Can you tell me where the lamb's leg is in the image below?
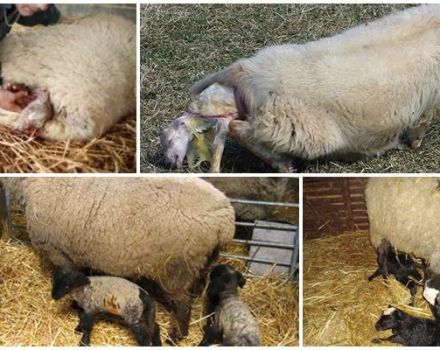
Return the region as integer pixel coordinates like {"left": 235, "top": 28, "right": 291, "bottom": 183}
{"left": 397, "top": 276, "right": 417, "bottom": 306}
{"left": 130, "top": 322, "right": 151, "bottom": 346}
{"left": 368, "top": 268, "right": 382, "bottom": 282}
{"left": 75, "top": 310, "right": 96, "bottom": 346}
{"left": 198, "top": 324, "right": 222, "bottom": 346}
{"left": 209, "top": 120, "right": 229, "bottom": 173}
{"left": 229, "top": 120, "right": 295, "bottom": 172}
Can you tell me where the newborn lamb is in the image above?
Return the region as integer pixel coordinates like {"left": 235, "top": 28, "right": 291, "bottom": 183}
{"left": 368, "top": 239, "right": 422, "bottom": 305}
{"left": 199, "top": 264, "right": 260, "bottom": 346}
{"left": 51, "top": 268, "right": 161, "bottom": 346}
{"left": 374, "top": 306, "right": 440, "bottom": 346}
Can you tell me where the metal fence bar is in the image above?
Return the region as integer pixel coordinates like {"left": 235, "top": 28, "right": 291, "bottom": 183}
{"left": 232, "top": 238, "right": 295, "bottom": 250}
{"left": 220, "top": 253, "right": 292, "bottom": 267}
{"left": 229, "top": 198, "right": 299, "bottom": 208}
{"left": 235, "top": 221, "right": 298, "bottom": 231}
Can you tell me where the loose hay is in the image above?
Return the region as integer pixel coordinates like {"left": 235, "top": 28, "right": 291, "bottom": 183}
{"left": 303, "top": 232, "right": 432, "bottom": 346}
{"left": 0, "top": 238, "right": 297, "bottom": 346}
{"left": 0, "top": 117, "right": 135, "bottom": 173}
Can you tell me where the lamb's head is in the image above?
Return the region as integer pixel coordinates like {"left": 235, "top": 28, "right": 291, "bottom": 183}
{"left": 160, "top": 113, "right": 194, "bottom": 168}
{"left": 375, "top": 306, "right": 400, "bottom": 331}
{"left": 207, "top": 264, "right": 246, "bottom": 300}
{"left": 161, "top": 83, "right": 238, "bottom": 169}
{"left": 51, "top": 267, "right": 90, "bottom": 300}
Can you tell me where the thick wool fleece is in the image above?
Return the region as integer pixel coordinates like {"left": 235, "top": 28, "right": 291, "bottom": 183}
{"left": 0, "top": 14, "right": 135, "bottom": 140}
{"left": 366, "top": 177, "right": 440, "bottom": 273}
{"left": 192, "top": 5, "right": 440, "bottom": 159}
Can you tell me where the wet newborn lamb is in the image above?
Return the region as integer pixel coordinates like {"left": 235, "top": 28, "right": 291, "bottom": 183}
{"left": 199, "top": 264, "right": 260, "bottom": 346}
{"left": 373, "top": 306, "right": 440, "bottom": 346}
{"left": 51, "top": 268, "right": 161, "bottom": 346}
{"left": 368, "top": 239, "right": 422, "bottom": 305}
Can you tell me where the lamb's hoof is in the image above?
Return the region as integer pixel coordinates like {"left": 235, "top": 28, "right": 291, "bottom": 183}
{"left": 410, "top": 139, "right": 422, "bottom": 149}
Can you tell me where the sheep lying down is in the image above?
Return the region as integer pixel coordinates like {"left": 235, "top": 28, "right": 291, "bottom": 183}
{"left": 162, "top": 5, "right": 440, "bottom": 172}
{"left": 0, "top": 14, "right": 135, "bottom": 141}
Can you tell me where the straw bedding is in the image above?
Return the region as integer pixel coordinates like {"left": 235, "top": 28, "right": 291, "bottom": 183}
{"left": 303, "top": 232, "right": 432, "bottom": 346}
{"left": 0, "top": 117, "right": 136, "bottom": 173}
{"left": 0, "top": 238, "right": 297, "bottom": 346}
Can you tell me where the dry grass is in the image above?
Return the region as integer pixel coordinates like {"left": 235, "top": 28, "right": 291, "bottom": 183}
{"left": 0, "top": 238, "right": 297, "bottom": 346}
{"left": 139, "top": 4, "right": 438, "bottom": 173}
{"left": 303, "top": 232, "right": 431, "bottom": 346}
{"left": 0, "top": 117, "right": 136, "bottom": 173}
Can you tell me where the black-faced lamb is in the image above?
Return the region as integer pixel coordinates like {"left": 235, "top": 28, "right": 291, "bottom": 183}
{"left": 2, "top": 178, "right": 235, "bottom": 343}
{"left": 162, "top": 5, "right": 440, "bottom": 172}
{"left": 368, "top": 239, "right": 422, "bottom": 305}
{"left": 52, "top": 268, "right": 161, "bottom": 346}
{"left": 373, "top": 306, "right": 440, "bottom": 346}
{"left": 0, "top": 14, "right": 135, "bottom": 141}
{"left": 199, "top": 264, "right": 260, "bottom": 346}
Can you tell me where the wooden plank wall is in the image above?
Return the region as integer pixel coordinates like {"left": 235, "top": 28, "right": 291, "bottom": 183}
{"left": 304, "top": 178, "right": 369, "bottom": 239}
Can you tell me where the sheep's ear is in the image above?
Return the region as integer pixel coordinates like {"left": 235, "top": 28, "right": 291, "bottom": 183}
{"left": 236, "top": 271, "right": 246, "bottom": 288}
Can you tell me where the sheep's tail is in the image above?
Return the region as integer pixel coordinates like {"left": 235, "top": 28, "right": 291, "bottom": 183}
{"left": 190, "top": 63, "right": 244, "bottom": 96}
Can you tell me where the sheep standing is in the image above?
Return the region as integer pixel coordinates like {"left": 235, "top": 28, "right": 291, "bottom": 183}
{"left": 366, "top": 178, "right": 440, "bottom": 274}
{"left": 2, "top": 178, "right": 235, "bottom": 343}
{"left": 0, "top": 14, "right": 135, "bottom": 140}
{"left": 199, "top": 264, "right": 260, "bottom": 346}
{"left": 52, "top": 268, "right": 161, "bottom": 346}
{"left": 177, "top": 5, "right": 440, "bottom": 171}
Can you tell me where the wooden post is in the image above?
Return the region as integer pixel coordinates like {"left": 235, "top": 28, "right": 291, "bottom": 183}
{"left": 0, "top": 183, "right": 10, "bottom": 241}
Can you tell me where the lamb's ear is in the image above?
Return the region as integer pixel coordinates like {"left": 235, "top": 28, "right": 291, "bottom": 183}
{"left": 236, "top": 271, "right": 246, "bottom": 288}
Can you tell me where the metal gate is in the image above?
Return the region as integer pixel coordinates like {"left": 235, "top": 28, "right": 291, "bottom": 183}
{"left": 220, "top": 198, "right": 299, "bottom": 282}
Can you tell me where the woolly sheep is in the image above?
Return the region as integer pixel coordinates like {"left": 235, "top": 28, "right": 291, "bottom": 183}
{"left": 52, "top": 267, "right": 161, "bottom": 346}
{"left": 0, "top": 14, "right": 135, "bottom": 140}
{"left": 168, "top": 5, "right": 440, "bottom": 171}
{"left": 2, "top": 178, "right": 235, "bottom": 343}
{"left": 374, "top": 306, "right": 440, "bottom": 346}
{"left": 199, "top": 264, "right": 260, "bottom": 346}
{"left": 366, "top": 178, "right": 440, "bottom": 273}
{"left": 368, "top": 239, "right": 422, "bottom": 305}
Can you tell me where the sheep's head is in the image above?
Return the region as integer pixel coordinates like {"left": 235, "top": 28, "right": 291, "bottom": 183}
{"left": 207, "top": 264, "right": 246, "bottom": 300}
{"left": 51, "top": 267, "right": 90, "bottom": 300}
{"left": 161, "top": 83, "right": 238, "bottom": 170}
{"left": 375, "top": 306, "right": 400, "bottom": 331}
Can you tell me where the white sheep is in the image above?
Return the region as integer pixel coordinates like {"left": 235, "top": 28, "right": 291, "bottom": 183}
{"left": 0, "top": 14, "right": 135, "bottom": 140}
{"left": 164, "top": 5, "right": 440, "bottom": 172}
{"left": 2, "top": 178, "right": 235, "bottom": 343}
{"left": 366, "top": 177, "right": 440, "bottom": 272}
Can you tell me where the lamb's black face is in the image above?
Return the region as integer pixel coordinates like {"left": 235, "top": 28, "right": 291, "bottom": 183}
{"left": 51, "top": 267, "right": 90, "bottom": 300}
{"left": 376, "top": 307, "right": 399, "bottom": 331}
{"left": 208, "top": 264, "right": 246, "bottom": 298}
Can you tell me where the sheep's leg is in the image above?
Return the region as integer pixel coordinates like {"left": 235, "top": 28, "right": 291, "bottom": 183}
{"left": 399, "top": 111, "right": 435, "bottom": 149}
{"left": 209, "top": 120, "right": 229, "bottom": 173}
{"left": 75, "top": 310, "right": 96, "bottom": 346}
{"left": 368, "top": 268, "right": 382, "bottom": 282}
{"left": 198, "top": 324, "right": 222, "bottom": 346}
{"left": 152, "top": 323, "right": 162, "bottom": 346}
{"left": 229, "top": 120, "right": 294, "bottom": 172}
{"left": 130, "top": 322, "right": 151, "bottom": 346}
{"left": 167, "top": 300, "right": 191, "bottom": 344}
